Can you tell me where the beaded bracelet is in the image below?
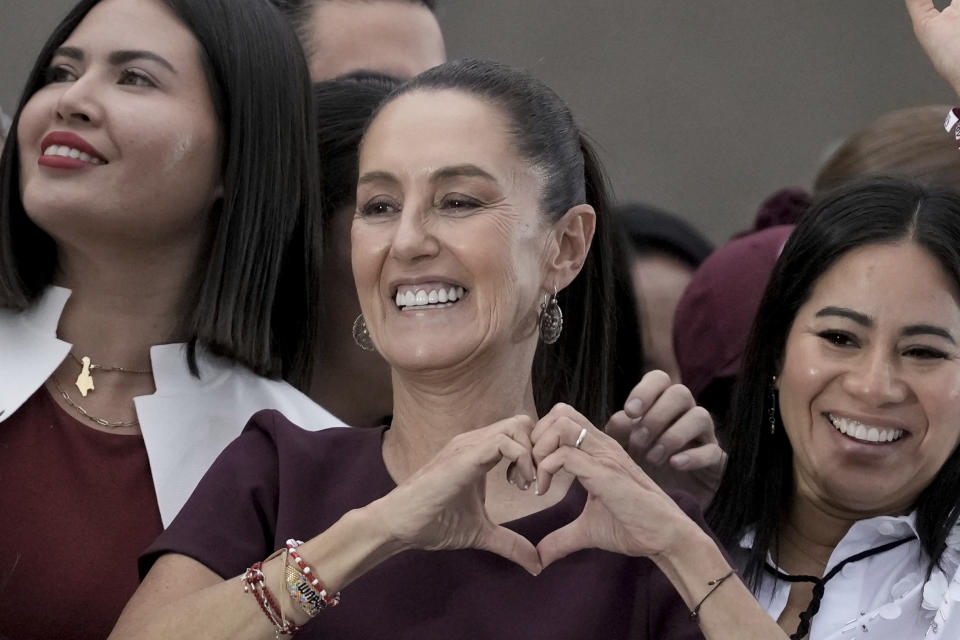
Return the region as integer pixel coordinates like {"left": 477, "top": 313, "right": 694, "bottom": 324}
{"left": 689, "top": 569, "right": 735, "bottom": 621}
{"left": 242, "top": 562, "right": 302, "bottom": 637}
{"left": 285, "top": 539, "right": 341, "bottom": 609}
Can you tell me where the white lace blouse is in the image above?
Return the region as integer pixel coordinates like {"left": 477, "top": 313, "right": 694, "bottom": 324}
{"left": 732, "top": 513, "right": 960, "bottom": 639}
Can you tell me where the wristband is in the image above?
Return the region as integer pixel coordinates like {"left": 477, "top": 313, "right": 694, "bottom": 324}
{"left": 242, "top": 562, "right": 302, "bottom": 636}
{"left": 286, "top": 539, "right": 342, "bottom": 609}
{"left": 689, "top": 569, "right": 736, "bottom": 621}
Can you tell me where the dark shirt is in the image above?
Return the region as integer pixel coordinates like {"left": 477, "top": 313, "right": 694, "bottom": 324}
{"left": 0, "top": 388, "right": 163, "bottom": 640}
{"left": 143, "top": 410, "right": 705, "bottom": 640}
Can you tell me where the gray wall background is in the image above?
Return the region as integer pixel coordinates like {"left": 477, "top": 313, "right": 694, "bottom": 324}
{"left": 1, "top": 0, "right": 952, "bottom": 242}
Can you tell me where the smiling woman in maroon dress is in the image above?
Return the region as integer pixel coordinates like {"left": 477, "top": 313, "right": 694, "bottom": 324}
{"left": 111, "top": 60, "right": 782, "bottom": 640}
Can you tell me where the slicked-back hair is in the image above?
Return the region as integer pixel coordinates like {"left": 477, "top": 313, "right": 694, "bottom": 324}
{"left": 706, "top": 177, "right": 960, "bottom": 590}
{"left": 0, "top": 0, "right": 322, "bottom": 389}
{"left": 270, "top": 0, "right": 436, "bottom": 61}
{"left": 365, "top": 58, "right": 619, "bottom": 427}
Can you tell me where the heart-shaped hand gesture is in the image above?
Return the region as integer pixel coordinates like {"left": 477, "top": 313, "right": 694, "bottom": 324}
{"left": 373, "top": 415, "right": 543, "bottom": 575}
{"left": 532, "top": 403, "right": 695, "bottom": 570}
{"left": 372, "top": 405, "right": 700, "bottom": 576}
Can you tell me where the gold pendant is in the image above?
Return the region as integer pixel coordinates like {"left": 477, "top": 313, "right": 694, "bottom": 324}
{"left": 75, "top": 355, "right": 95, "bottom": 397}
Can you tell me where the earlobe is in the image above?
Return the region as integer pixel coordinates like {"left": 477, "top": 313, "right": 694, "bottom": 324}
{"left": 545, "top": 203, "right": 596, "bottom": 290}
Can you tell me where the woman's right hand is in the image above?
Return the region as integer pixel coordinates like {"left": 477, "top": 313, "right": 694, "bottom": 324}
{"left": 906, "top": 0, "right": 960, "bottom": 94}
{"left": 368, "top": 415, "right": 543, "bottom": 575}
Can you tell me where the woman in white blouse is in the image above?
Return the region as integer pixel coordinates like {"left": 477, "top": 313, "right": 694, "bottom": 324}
{"left": 705, "top": 175, "right": 960, "bottom": 639}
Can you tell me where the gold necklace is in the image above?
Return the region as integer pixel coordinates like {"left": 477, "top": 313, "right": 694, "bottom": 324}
{"left": 69, "top": 351, "right": 152, "bottom": 398}
{"left": 51, "top": 377, "right": 139, "bottom": 429}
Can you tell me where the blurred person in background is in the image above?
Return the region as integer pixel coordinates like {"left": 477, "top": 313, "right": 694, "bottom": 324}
{"left": 308, "top": 72, "right": 400, "bottom": 428}
{"left": 0, "top": 106, "right": 11, "bottom": 150}
{"left": 672, "top": 225, "right": 793, "bottom": 446}
{"left": 815, "top": 104, "right": 960, "bottom": 194}
{"left": 615, "top": 203, "right": 712, "bottom": 381}
{"left": 270, "top": 0, "right": 445, "bottom": 80}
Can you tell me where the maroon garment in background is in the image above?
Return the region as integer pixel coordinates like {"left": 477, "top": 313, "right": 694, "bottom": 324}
{"left": 143, "top": 411, "right": 706, "bottom": 640}
{"left": 0, "top": 388, "right": 163, "bottom": 640}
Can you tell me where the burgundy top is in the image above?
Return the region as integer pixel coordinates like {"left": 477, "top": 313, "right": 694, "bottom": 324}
{"left": 143, "top": 411, "right": 706, "bottom": 639}
{"left": 0, "top": 387, "right": 163, "bottom": 640}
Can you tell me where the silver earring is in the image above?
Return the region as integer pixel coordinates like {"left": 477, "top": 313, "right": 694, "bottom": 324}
{"left": 538, "top": 287, "right": 563, "bottom": 344}
{"left": 768, "top": 375, "right": 777, "bottom": 435}
{"left": 352, "top": 314, "right": 375, "bottom": 351}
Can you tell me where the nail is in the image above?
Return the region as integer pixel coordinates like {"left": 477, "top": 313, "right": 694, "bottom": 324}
{"left": 634, "top": 427, "right": 650, "bottom": 447}
{"left": 671, "top": 453, "right": 690, "bottom": 469}
{"left": 534, "top": 478, "right": 541, "bottom": 495}
{"left": 625, "top": 398, "right": 644, "bottom": 416}
{"left": 647, "top": 444, "right": 665, "bottom": 465}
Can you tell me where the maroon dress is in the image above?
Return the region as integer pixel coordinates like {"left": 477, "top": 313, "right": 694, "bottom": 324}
{"left": 0, "top": 388, "right": 163, "bottom": 640}
{"left": 143, "top": 410, "right": 706, "bottom": 640}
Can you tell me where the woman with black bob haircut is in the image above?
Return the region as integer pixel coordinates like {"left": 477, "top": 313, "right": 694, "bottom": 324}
{"left": 707, "top": 178, "right": 960, "bottom": 638}
{"left": 115, "top": 59, "right": 749, "bottom": 640}
{"left": 0, "top": 0, "right": 340, "bottom": 637}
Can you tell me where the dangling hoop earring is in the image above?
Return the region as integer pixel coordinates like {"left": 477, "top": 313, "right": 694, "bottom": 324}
{"left": 538, "top": 286, "right": 563, "bottom": 344}
{"left": 768, "top": 375, "right": 778, "bottom": 435}
{"left": 352, "top": 314, "right": 375, "bottom": 351}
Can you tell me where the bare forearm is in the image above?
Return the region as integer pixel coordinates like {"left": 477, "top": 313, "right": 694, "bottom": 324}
{"left": 110, "top": 506, "right": 404, "bottom": 639}
{"left": 652, "top": 522, "right": 789, "bottom": 640}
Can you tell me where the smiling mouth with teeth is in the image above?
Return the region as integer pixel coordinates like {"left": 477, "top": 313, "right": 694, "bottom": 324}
{"left": 395, "top": 285, "right": 466, "bottom": 311}
{"left": 827, "top": 413, "right": 905, "bottom": 444}
{"left": 42, "top": 145, "right": 106, "bottom": 165}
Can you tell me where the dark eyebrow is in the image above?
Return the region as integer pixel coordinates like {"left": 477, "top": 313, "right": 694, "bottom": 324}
{"left": 50, "top": 47, "right": 175, "bottom": 73}
{"left": 815, "top": 306, "right": 873, "bottom": 327}
{"left": 431, "top": 164, "right": 497, "bottom": 183}
{"left": 52, "top": 46, "right": 83, "bottom": 61}
{"left": 816, "top": 307, "right": 956, "bottom": 344}
{"left": 108, "top": 50, "right": 176, "bottom": 73}
{"left": 901, "top": 324, "right": 956, "bottom": 345}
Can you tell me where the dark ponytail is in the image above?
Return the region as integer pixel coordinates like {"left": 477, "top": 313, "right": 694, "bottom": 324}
{"left": 531, "top": 136, "right": 618, "bottom": 426}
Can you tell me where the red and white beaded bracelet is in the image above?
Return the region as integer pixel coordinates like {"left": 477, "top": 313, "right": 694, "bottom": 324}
{"left": 242, "top": 561, "right": 302, "bottom": 636}
{"left": 285, "top": 539, "right": 342, "bottom": 608}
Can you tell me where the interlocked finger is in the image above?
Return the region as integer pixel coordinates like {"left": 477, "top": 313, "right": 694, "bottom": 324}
{"left": 532, "top": 410, "right": 597, "bottom": 466}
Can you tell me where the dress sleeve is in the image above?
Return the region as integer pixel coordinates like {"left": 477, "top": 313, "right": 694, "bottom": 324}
{"left": 138, "top": 410, "right": 287, "bottom": 580}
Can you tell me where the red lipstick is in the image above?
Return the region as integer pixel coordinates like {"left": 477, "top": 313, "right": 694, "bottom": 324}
{"left": 38, "top": 131, "right": 107, "bottom": 169}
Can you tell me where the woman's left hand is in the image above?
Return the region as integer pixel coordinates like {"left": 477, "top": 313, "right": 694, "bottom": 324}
{"left": 531, "top": 403, "right": 698, "bottom": 568}
{"left": 604, "top": 371, "right": 725, "bottom": 504}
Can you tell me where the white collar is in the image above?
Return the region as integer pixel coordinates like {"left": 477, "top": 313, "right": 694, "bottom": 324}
{"left": 147, "top": 343, "right": 237, "bottom": 396}
{"left": 13, "top": 285, "right": 70, "bottom": 335}
{"left": 738, "top": 512, "right": 920, "bottom": 575}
